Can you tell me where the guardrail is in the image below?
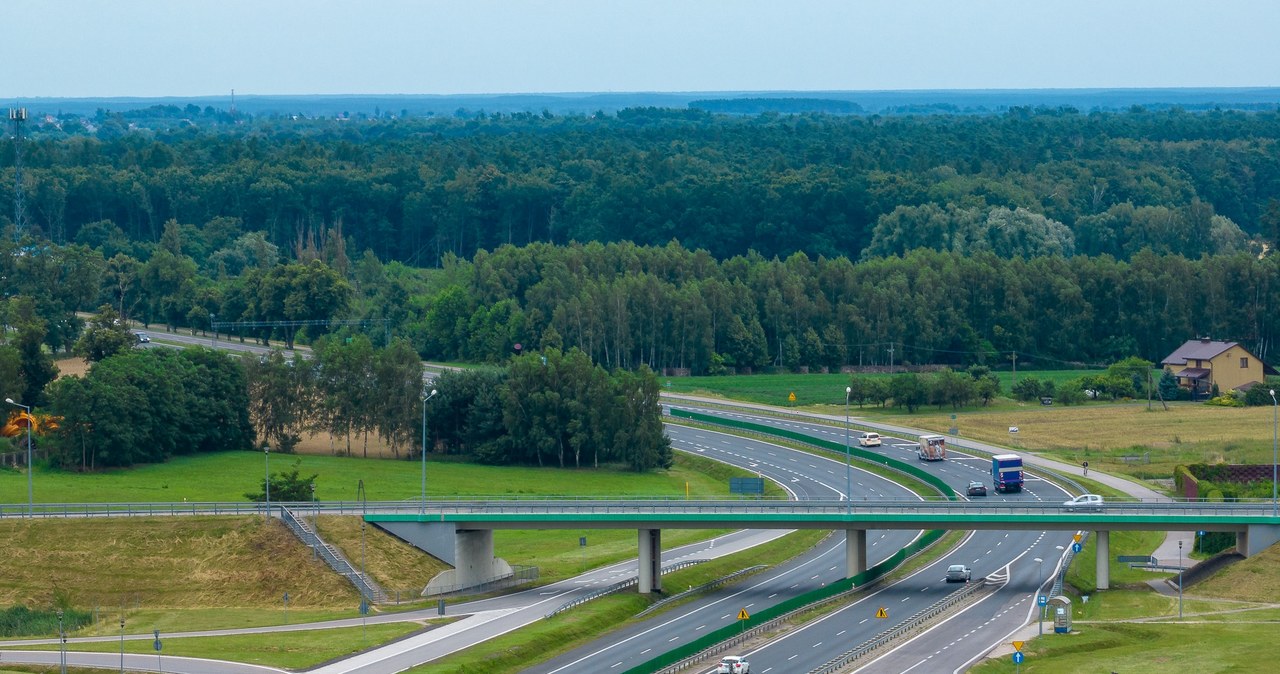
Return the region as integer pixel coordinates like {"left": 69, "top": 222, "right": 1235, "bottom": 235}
{"left": 1, "top": 497, "right": 1276, "bottom": 519}
{"left": 635, "top": 564, "right": 769, "bottom": 619}
{"left": 807, "top": 578, "right": 992, "bottom": 674}
{"left": 545, "top": 559, "right": 706, "bottom": 618}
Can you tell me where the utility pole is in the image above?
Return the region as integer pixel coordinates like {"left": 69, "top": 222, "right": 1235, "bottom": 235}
{"left": 1010, "top": 351, "right": 1018, "bottom": 388}
{"left": 886, "top": 343, "right": 894, "bottom": 374}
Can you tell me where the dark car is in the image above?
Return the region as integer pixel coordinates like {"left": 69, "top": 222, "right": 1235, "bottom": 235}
{"left": 134, "top": 331, "right": 151, "bottom": 343}
{"left": 966, "top": 481, "right": 987, "bottom": 497}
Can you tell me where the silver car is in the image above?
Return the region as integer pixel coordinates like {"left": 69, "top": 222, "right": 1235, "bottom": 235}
{"left": 945, "top": 564, "right": 972, "bottom": 583}
{"left": 1063, "top": 494, "right": 1104, "bottom": 511}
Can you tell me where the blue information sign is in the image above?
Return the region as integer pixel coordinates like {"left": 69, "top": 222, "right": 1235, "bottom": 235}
{"left": 1013, "top": 651, "right": 1025, "bottom": 664}
{"left": 153, "top": 628, "right": 162, "bottom": 652}
{"left": 1072, "top": 542, "right": 1083, "bottom": 553}
{"left": 1037, "top": 594, "right": 1047, "bottom": 606}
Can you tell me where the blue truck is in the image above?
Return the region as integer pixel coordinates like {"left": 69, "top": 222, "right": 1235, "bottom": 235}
{"left": 992, "top": 453, "right": 1024, "bottom": 493}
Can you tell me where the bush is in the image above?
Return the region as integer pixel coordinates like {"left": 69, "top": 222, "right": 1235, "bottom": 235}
{"left": 1205, "top": 393, "right": 1244, "bottom": 407}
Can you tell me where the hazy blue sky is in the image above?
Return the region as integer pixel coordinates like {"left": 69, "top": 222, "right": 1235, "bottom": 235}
{"left": 6, "top": 0, "right": 1277, "bottom": 98}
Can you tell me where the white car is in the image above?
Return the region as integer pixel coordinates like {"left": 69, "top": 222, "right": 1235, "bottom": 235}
{"left": 1063, "top": 494, "right": 1104, "bottom": 511}
{"left": 717, "top": 655, "right": 749, "bottom": 673}
{"left": 859, "top": 432, "right": 882, "bottom": 447}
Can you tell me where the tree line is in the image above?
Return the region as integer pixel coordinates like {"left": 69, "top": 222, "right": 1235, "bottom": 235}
{"left": 5, "top": 106, "right": 1280, "bottom": 267}
{"left": 41, "top": 324, "right": 671, "bottom": 472}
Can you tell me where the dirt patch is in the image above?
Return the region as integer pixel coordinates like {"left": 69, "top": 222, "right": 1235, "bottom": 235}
{"left": 292, "top": 431, "right": 406, "bottom": 459}
{"left": 53, "top": 356, "right": 91, "bottom": 378}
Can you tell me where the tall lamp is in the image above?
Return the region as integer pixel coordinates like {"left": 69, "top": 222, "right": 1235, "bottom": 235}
{"left": 421, "top": 388, "right": 438, "bottom": 514}
{"left": 844, "top": 386, "right": 852, "bottom": 515}
{"left": 5, "top": 398, "right": 32, "bottom": 517}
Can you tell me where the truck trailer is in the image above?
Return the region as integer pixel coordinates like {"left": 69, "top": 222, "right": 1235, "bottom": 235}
{"left": 992, "top": 453, "right": 1024, "bottom": 492}
{"left": 917, "top": 434, "right": 947, "bottom": 461}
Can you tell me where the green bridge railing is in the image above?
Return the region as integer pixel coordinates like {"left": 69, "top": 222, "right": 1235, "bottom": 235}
{"left": 616, "top": 409, "right": 955, "bottom": 674}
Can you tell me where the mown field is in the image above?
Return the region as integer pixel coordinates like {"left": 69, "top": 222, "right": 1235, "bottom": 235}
{"left": 663, "top": 369, "right": 1104, "bottom": 407}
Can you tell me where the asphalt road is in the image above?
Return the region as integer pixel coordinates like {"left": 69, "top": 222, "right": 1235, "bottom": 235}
{"left": 664, "top": 403, "right": 1078, "bottom": 674}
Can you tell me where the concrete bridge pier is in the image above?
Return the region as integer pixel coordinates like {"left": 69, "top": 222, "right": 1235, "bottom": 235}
{"left": 846, "top": 529, "right": 867, "bottom": 578}
{"left": 1239, "top": 524, "right": 1280, "bottom": 556}
{"left": 638, "top": 528, "right": 663, "bottom": 593}
{"left": 1095, "top": 530, "right": 1110, "bottom": 590}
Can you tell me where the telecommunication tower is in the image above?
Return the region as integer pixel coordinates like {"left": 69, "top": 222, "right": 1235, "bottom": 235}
{"left": 9, "top": 107, "right": 26, "bottom": 237}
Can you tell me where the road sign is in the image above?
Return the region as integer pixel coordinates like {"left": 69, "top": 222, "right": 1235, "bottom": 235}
{"left": 788, "top": 391, "right": 796, "bottom": 402}
{"left": 1037, "top": 594, "right": 1047, "bottom": 606}
{"left": 1072, "top": 542, "right": 1083, "bottom": 553}
{"left": 1073, "top": 533, "right": 1082, "bottom": 542}
{"left": 1013, "top": 651, "right": 1025, "bottom": 664}
{"left": 153, "top": 628, "right": 162, "bottom": 652}
{"left": 737, "top": 609, "right": 750, "bottom": 621}
{"left": 1011, "top": 640, "right": 1024, "bottom": 651}
{"left": 875, "top": 607, "right": 888, "bottom": 619}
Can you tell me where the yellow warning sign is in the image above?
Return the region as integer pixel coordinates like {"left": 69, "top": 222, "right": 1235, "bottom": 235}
{"left": 737, "top": 609, "right": 750, "bottom": 621}
{"left": 875, "top": 607, "right": 888, "bottom": 619}
{"left": 1012, "top": 641, "right": 1024, "bottom": 652}
{"left": 1073, "top": 533, "right": 1082, "bottom": 542}
{"left": 788, "top": 392, "right": 797, "bottom": 402}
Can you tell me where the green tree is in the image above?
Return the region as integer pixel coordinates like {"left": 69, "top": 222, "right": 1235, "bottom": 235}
{"left": 73, "top": 305, "right": 135, "bottom": 362}
{"left": 245, "top": 460, "right": 318, "bottom": 502}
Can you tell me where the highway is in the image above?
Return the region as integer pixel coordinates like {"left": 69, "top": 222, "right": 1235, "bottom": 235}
{"left": 664, "top": 403, "right": 1077, "bottom": 674}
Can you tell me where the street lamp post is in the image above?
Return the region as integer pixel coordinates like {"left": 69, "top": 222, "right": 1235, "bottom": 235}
{"left": 1270, "top": 389, "right": 1277, "bottom": 517}
{"left": 119, "top": 615, "right": 125, "bottom": 674}
{"left": 57, "top": 609, "right": 66, "bottom": 674}
{"left": 264, "top": 444, "right": 271, "bottom": 521}
{"left": 1033, "top": 557, "right": 1044, "bottom": 636}
{"left": 844, "top": 386, "right": 852, "bottom": 515}
{"left": 1178, "top": 540, "right": 1184, "bottom": 619}
{"left": 421, "top": 388, "right": 438, "bottom": 514}
{"left": 5, "top": 398, "right": 32, "bottom": 517}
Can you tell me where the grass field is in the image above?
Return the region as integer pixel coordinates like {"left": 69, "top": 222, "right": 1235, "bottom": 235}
{"left": 0, "top": 448, "right": 759, "bottom": 504}
{"left": 662, "top": 369, "right": 1104, "bottom": 407}
{"left": 8, "top": 622, "right": 425, "bottom": 669}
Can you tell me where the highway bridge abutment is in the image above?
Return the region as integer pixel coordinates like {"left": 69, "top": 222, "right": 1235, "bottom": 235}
{"left": 372, "top": 521, "right": 513, "bottom": 595}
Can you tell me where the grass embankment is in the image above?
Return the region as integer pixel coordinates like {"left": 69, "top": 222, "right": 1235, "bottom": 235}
{"left": 0, "top": 451, "right": 770, "bottom": 629}
{"left": 15, "top": 623, "right": 424, "bottom": 669}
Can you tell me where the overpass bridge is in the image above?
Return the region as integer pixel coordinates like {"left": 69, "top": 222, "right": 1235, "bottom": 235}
{"left": 366, "top": 498, "right": 1280, "bottom": 593}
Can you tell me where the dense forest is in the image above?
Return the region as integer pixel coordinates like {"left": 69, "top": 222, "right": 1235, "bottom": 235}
{"left": 5, "top": 106, "right": 1280, "bottom": 266}
{"left": 0, "top": 105, "right": 1277, "bottom": 392}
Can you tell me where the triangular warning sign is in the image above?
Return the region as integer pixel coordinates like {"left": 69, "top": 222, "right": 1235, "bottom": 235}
{"left": 737, "top": 609, "right": 750, "bottom": 620}
{"left": 1012, "top": 641, "right": 1024, "bottom": 652}
{"left": 875, "top": 607, "right": 888, "bottom": 619}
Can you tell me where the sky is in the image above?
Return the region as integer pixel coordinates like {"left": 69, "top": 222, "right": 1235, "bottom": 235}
{"left": 4, "top": 0, "right": 1278, "bottom": 98}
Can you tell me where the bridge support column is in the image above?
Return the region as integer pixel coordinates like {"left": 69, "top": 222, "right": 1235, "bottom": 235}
{"left": 1095, "top": 530, "right": 1110, "bottom": 591}
{"left": 638, "top": 528, "right": 662, "bottom": 594}
{"left": 1239, "top": 524, "right": 1280, "bottom": 557}
{"left": 845, "top": 529, "right": 867, "bottom": 579}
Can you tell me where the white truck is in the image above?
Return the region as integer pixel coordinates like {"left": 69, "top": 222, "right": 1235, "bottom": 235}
{"left": 917, "top": 434, "right": 947, "bottom": 461}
